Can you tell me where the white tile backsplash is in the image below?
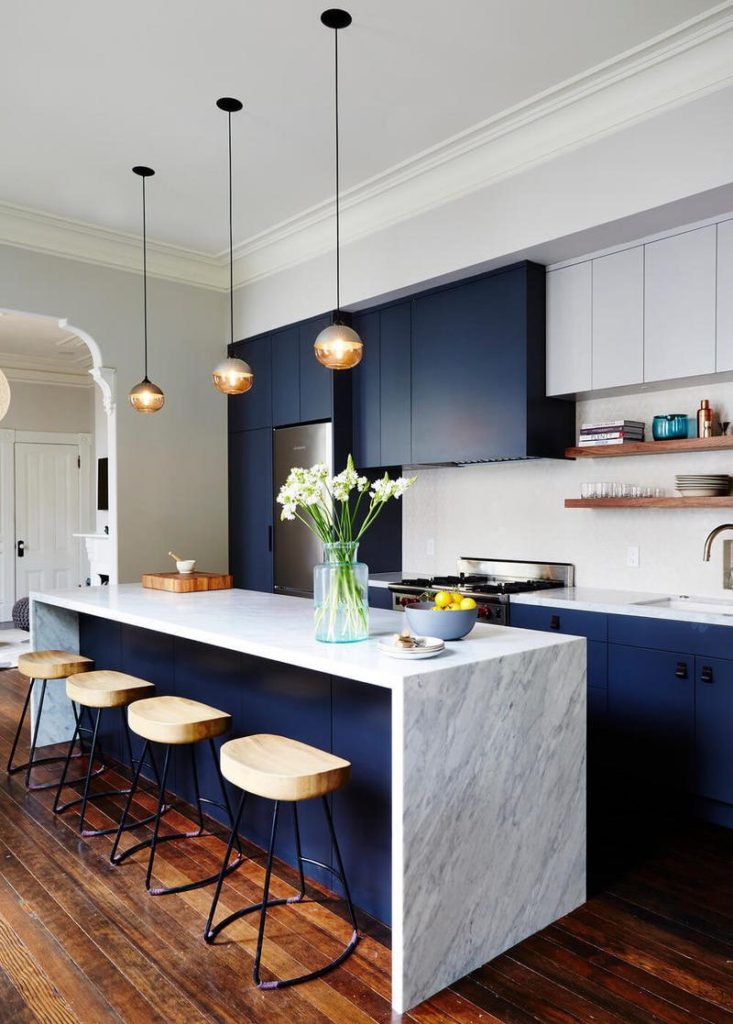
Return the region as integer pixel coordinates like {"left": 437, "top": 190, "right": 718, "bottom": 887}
{"left": 403, "top": 380, "right": 733, "bottom": 597}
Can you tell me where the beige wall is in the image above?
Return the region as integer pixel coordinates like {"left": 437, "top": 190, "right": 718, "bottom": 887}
{"left": 0, "top": 245, "right": 228, "bottom": 582}
{"left": 1, "top": 379, "right": 92, "bottom": 433}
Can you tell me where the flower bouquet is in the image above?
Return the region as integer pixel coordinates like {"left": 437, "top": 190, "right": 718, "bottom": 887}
{"left": 277, "top": 456, "right": 415, "bottom": 642}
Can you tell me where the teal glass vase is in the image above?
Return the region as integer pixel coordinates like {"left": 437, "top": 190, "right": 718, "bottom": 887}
{"left": 313, "top": 542, "right": 369, "bottom": 643}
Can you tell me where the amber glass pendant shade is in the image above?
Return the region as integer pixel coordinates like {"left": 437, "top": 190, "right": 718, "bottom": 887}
{"left": 212, "top": 356, "right": 254, "bottom": 394}
{"left": 313, "top": 323, "right": 363, "bottom": 370}
{"left": 129, "top": 376, "right": 165, "bottom": 413}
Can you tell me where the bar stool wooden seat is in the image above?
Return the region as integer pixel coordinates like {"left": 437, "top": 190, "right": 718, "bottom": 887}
{"left": 53, "top": 671, "right": 156, "bottom": 836}
{"left": 7, "top": 650, "right": 94, "bottom": 790}
{"left": 205, "top": 734, "right": 359, "bottom": 990}
{"left": 111, "top": 695, "right": 242, "bottom": 896}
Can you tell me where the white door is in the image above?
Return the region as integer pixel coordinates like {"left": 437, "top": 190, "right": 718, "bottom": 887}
{"left": 15, "top": 442, "right": 81, "bottom": 598}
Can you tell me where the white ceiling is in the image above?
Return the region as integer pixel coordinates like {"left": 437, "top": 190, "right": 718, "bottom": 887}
{"left": 0, "top": 313, "right": 92, "bottom": 374}
{"left": 0, "top": 0, "right": 715, "bottom": 254}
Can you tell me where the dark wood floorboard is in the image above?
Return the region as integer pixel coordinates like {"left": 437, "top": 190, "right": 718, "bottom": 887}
{"left": 1, "top": 667, "right": 732, "bottom": 1023}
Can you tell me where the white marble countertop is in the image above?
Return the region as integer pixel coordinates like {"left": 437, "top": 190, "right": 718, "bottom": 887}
{"left": 512, "top": 586, "right": 733, "bottom": 626}
{"left": 30, "top": 584, "right": 579, "bottom": 690}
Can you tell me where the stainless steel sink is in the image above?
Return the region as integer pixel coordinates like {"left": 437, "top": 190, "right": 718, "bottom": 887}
{"left": 634, "top": 595, "right": 733, "bottom": 616}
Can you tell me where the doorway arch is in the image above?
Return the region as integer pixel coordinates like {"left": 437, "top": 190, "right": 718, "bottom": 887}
{"left": 0, "top": 307, "right": 118, "bottom": 598}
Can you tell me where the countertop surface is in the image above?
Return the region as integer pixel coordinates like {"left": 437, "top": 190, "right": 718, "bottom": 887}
{"left": 368, "top": 572, "right": 403, "bottom": 589}
{"left": 511, "top": 586, "right": 733, "bottom": 626}
{"left": 30, "top": 584, "right": 579, "bottom": 690}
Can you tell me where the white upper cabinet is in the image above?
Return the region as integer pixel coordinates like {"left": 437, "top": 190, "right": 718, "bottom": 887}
{"left": 643, "top": 225, "right": 716, "bottom": 383}
{"left": 591, "top": 246, "right": 644, "bottom": 390}
{"left": 717, "top": 220, "right": 733, "bottom": 372}
{"left": 546, "top": 262, "right": 592, "bottom": 396}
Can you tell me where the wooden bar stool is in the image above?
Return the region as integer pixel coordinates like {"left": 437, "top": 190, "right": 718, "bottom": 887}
{"left": 7, "top": 650, "right": 94, "bottom": 790}
{"left": 204, "top": 734, "right": 359, "bottom": 989}
{"left": 53, "top": 670, "right": 157, "bottom": 836}
{"left": 110, "top": 695, "right": 243, "bottom": 896}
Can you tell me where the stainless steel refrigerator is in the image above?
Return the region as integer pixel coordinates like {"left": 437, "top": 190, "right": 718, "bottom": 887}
{"left": 273, "top": 422, "right": 333, "bottom": 597}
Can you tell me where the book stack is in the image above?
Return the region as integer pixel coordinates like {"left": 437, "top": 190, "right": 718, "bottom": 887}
{"left": 578, "top": 420, "right": 645, "bottom": 447}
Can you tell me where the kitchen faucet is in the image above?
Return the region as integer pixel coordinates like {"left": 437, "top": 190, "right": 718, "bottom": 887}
{"left": 702, "top": 524, "right": 733, "bottom": 561}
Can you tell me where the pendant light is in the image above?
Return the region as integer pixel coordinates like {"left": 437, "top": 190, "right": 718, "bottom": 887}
{"left": 212, "top": 97, "right": 254, "bottom": 395}
{"left": 129, "top": 166, "right": 165, "bottom": 413}
{"left": 313, "top": 9, "right": 363, "bottom": 371}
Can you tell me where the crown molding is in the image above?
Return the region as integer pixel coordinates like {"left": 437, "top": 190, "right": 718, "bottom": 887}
{"left": 0, "top": 201, "right": 225, "bottom": 291}
{"left": 231, "top": 1, "right": 733, "bottom": 287}
{"left": 1, "top": 3, "right": 732, "bottom": 293}
{"left": 1, "top": 363, "right": 93, "bottom": 387}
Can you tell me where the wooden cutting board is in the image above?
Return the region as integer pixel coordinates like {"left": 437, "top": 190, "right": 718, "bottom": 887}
{"left": 142, "top": 572, "right": 233, "bottom": 593}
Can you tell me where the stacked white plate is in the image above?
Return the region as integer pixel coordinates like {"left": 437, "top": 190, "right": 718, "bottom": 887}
{"left": 675, "top": 474, "right": 730, "bottom": 497}
{"left": 377, "top": 635, "right": 445, "bottom": 659}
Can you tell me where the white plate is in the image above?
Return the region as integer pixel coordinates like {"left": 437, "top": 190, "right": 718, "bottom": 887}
{"left": 378, "top": 636, "right": 445, "bottom": 659}
{"left": 676, "top": 488, "right": 727, "bottom": 496}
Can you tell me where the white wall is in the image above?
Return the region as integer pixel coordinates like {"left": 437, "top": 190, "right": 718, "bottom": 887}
{"left": 403, "top": 380, "right": 733, "bottom": 598}
{"left": 234, "top": 84, "right": 733, "bottom": 338}
{"left": 230, "top": 83, "right": 733, "bottom": 601}
{"left": 0, "top": 245, "right": 228, "bottom": 582}
{"left": 1, "top": 380, "right": 92, "bottom": 433}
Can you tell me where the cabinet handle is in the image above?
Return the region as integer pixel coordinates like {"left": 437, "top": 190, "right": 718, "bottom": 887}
{"left": 675, "top": 661, "right": 688, "bottom": 680}
{"left": 16, "top": 540, "right": 25, "bottom": 558}
{"left": 701, "top": 665, "right": 714, "bottom": 684}
{"left": 268, "top": 526, "right": 273, "bottom": 552}
{"left": 550, "top": 614, "right": 560, "bottom": 630}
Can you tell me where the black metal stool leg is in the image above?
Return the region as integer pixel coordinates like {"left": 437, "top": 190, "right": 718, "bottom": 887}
{"left": 25, "top": 679, "right": 48, "bottom": 788}
{"left": 252, "top": 801, "right": 281, "bottom": 987}
{"left": 322, "top": 796, "right": 359, "bottom": 935}
{"left": 6, "top": 677, "right": 35, "bottom": 773}
{"left": 189, "top": 743, "right": 205, "bottom": 836}
{"left": 145, "top": 745, "right": 172, "bottom": 891}
{"left": 110, "top": 739, "right": 150, "bottom": 864}
{"left": 290, "top": 803, "right": 306, "bottom": 903}
{"left": 76, "top": 707, "right": 102, "bottom": 833}
{"left": 52, "top": 704, "right": 84, "bottom": 814}
{"left": 204, "top": 790, "right": 247, "bottom": 943}
{"left": 209, "top": 738, "right": 243, "bottom": 857}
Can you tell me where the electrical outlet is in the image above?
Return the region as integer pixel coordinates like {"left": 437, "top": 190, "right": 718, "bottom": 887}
{"left": 626, "top": 545, "right": 640, "bottom": 568}
{"left": 426, "top": 538, "right": 435, "bottom": 557}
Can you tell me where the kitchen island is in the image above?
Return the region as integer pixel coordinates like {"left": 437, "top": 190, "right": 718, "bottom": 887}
{"left": 30, "top": 584, "right": 586, "bottom": 1012}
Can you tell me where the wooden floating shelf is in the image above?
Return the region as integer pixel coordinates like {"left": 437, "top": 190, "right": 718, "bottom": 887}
{"left": 566, "top": 436, "right": 733, "bottom": 459}
{"left": 566, "top": 497, "right": 733, "bottom": 509}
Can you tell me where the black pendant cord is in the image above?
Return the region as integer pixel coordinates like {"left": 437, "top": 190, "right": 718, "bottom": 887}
{"left": 141, "top": 174, "right": 149, "bottom": 380}
{"left": 333, "top": 25, "right": 341, "bottom": 321}
{"left": 228, "top": 110, "right": 234, "bottom": 350}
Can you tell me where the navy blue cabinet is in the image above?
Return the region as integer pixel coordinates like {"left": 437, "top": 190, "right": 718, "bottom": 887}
{"left": 608, "top": 645, "right": 693, "bottom": 793}
{"left": 299, "top": 315, "right": 334, "bottom": 423}
{"left": 351, "top": 311, "right": 381, "bottom": 467}
{"left": 229, "top": 428, "right": 273, "bottom": 592}
{"left": 368, "top": 586, "right": 393, "bottom": 610}
{"left": 228, "top": 337, "right": 272, "bottom": 432}
{"left": 352, "top": 302, "right": 412, "bottom": 468}
{"left": 380, "top": 303, "right": 412, "bottom": 466}
{"left": 694, "top": 655, "right": 733, "bottom": 806}
{"left": 271, "top": 326, "right": 300, "bottom": 426}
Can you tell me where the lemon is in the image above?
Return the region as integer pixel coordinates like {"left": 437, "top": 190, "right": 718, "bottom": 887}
{"left": 460, "top": 597, "right": 477, "bottom": 610}
{"left": 434, "top": 591, "right": 452, "bottom": 609}
{"left": 451, "top": 591, "right": 463, "bottom": 604}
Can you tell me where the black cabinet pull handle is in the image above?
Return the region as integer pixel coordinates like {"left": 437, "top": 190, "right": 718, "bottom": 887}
{"left": 701, "top": 665, "right": 714, "bottom": 684}
{"left": 16, "top": 540, "right": 25, "bottom": 558}
{"left": 550, "top": 614, "right": 560, "bottom": 630}
{"left": 675, "top": 661, "right": 688, "bottom": 680}
{"left": 268, "top": 526, "right": 273, "bottom": 552}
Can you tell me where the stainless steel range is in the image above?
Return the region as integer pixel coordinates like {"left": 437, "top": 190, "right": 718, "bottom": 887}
{"left": 389, "top": 557, "right": 574, "bottom": 625}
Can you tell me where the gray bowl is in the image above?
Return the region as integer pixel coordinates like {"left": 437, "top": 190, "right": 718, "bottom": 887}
{"left": 404, "top": 602, "right": 478, "bottom": 641}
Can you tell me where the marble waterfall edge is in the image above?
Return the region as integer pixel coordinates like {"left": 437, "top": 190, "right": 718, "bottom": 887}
{"left": 30, "top": 600, "right": 80, "bottom": 745}
{"left": 395, "top": 638, "right": 586, "bottom": 1011}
